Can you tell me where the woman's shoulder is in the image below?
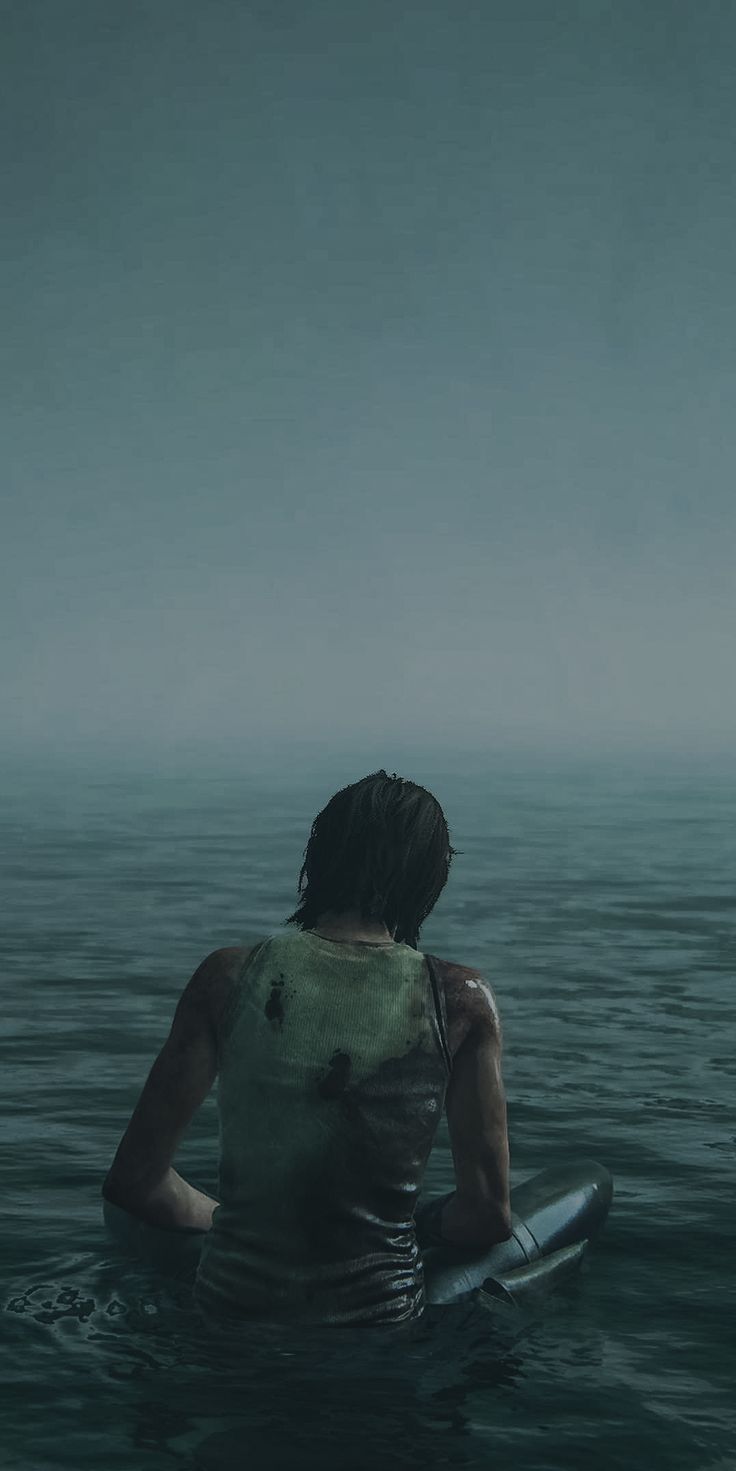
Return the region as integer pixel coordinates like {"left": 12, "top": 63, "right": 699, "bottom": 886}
{"left": 204, "top": 944, "right": 262, "bottom": 1044}
{"left": 425, "top": 953, "right": 501, "bottom": 1061}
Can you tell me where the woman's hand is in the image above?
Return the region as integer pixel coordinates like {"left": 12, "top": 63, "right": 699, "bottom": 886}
{"left": 103, "top": 1167, "right": 220, "bottom": 1232}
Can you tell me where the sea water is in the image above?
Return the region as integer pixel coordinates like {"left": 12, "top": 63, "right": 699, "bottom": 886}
{"left": 2, "top": 752, "right": 734, "bottom": 1470}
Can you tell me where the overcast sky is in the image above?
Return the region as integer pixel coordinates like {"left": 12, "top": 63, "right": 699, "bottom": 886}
{"left": 3, "top": 0, "right": 735, "bottom": 769}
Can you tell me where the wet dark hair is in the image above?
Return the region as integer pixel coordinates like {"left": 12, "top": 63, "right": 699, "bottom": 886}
{"left": 284, "top": 769, "right": 460, "bottom": 950}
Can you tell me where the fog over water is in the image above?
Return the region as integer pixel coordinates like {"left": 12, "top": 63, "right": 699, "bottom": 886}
{"left": 3, "top": 1, "right": 735, "bottom": 770}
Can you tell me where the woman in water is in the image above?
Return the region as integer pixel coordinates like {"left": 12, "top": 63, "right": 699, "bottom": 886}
{"left": 102, "top": 769, "right": 511, "bottom": 1328}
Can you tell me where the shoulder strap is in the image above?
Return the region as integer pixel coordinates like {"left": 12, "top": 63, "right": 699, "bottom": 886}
{"left": 424, "top": 953, "right": 452, "bottom": 1077}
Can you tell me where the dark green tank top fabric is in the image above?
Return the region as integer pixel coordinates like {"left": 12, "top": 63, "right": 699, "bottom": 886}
{"left": 193, "top": 928, "right": 451, "bottom": 1328}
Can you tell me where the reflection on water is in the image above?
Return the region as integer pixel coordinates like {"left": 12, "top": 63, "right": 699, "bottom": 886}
{"left": 6, "top": 1254, "right": 531, "bottom": 1469}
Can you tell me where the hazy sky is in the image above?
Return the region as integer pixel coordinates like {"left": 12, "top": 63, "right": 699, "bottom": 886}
{"left": 3, "top": 0, "right": 735, "bottom": 767}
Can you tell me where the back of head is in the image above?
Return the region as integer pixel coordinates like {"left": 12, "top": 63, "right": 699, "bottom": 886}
{"left": 284, "top": 769, "right": 459, "bottom": 949}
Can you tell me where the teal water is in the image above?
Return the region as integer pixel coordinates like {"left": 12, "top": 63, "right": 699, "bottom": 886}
{"left": 2, "top": 755, "right": 735, "bottom": 1470}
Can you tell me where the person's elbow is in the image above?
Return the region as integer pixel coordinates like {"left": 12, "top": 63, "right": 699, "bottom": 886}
{"left": 101, "top": 1169, "right": 128, "bottom": 1206}
{"left": 469, "top": 1191, "right": 513, "bottom": 1244}
{"left": 494, "top": 1212, "right": 513, "bottom": 1243}
{"left": 481, "top": 1205, "right": 513, "bottom": 1244}
{"left": 456, "top": 1194, "right": 513, "bottom": 1247}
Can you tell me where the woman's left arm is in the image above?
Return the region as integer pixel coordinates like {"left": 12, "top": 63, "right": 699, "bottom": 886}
{"left": 101, "top": 950, "right": 227, "bottom": 1232}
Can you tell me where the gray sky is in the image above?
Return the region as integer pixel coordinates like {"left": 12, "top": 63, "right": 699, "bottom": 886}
{"left": 3, "top": 0, "right": 735, "bottom": 768}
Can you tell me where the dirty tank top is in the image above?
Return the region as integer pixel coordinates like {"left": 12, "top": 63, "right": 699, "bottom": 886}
{"left": 193, "top": 927, "right": 451, "bottom": 1328}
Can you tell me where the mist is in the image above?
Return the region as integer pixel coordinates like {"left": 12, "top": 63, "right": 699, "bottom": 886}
{"left": 3, "top": 1, "right": 735, "bottom": 772}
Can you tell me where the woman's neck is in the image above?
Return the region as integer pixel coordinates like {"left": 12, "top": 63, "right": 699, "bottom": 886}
{"left": 310, "top": 908, "right": 396, "bottom": 945}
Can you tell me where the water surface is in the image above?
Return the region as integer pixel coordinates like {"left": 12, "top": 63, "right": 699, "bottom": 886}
{"left": 2, "top": 755, "right": 734, "bottom": 1469}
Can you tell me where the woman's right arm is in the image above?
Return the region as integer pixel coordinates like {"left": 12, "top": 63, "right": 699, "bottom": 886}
{"left": 441, "top": 975, "right": 512, "bottom": 1247}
